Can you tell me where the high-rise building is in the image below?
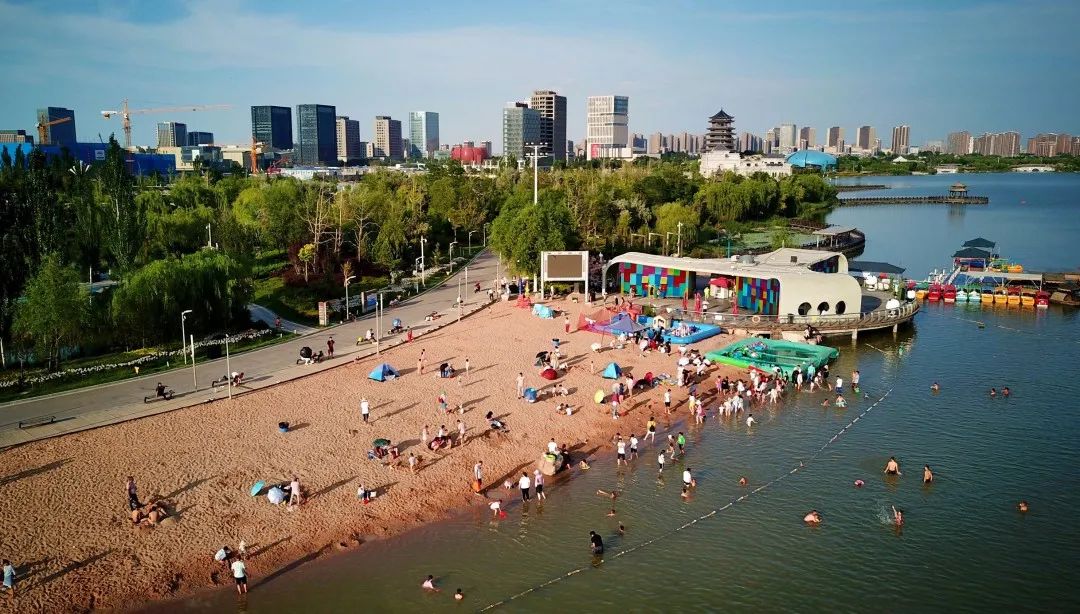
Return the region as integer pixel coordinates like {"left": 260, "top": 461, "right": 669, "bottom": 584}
{"left": 0, "top": 129, "right": 33, "bottom": 144}
{"left": 586, "top": 95, "right": 629, "bottom": 159}
{"left": 250, "top": 105, "right": 293, "bottom": 150}
{"left": 187, "top": 131, "right": 214, "bottom": 146}
{"left": 502, "top": 102, "right": 541, "bottom": 160}
{"left": 763, "top": 128, "right": 776, "bottom": 154}
{"left": 373, "top": 116, "right": 403, "bottom": 160}
{"left": 972, "top": 131, "right": 1020, "bottom": 157}
{"left": 947, "top": 131, "right": 973, "bottom": 155}
{"left": 156, "top": 122, "right": 187, "bottom": 148}
{"left": 798, "top": 126, "right": 816, "bottom": 149}
{"left": 336, "top": 116, "right": 362, "bottom": 163}
{"left": 923, "top": 140, "right": 945, "bottom": 153}
{"left": 408, "top": 111, "right": 440, "bottom": 159}
{"left": 295, "top": 104, "right": 337, "bottom": 165}
{"left": 738, "top": 132, "right": 763, "bottom": 153}
{"left": 704, "top": 109, "right": 736, "bottom": 151}
{"left": 530, "top": 90, "right": 567, "bottom": 161}
{"left": 480, "top": 141, "right": 493, "bottom": 157}
{"left": 1026, "top": 133, "right": 1070, "bottom": 156}
{"left": 1055, "top": 133, "right": 1073, "bottom": 156}
{"left": 36, "top": 107, "right": 76, "bottom": 146}
{"left": 857, "top": 125, "right": 876, "bottom": 150}
{"left": 827, "top": 126, "right": 843, "bottom": 149}
{"left": 890, "top": 125, "right": 910, "bottom": 154}
{"left": 647, "top": 132, "right": 664, "bottom": 154}
{"left": 778, "top": 124, "right": 797, "bottom": 152}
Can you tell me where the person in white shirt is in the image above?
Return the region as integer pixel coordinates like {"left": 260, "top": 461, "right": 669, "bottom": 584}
{"left": 616, "top": 437, "right": 627, "bottom": 465}
{"left": 548, "top": 438, "right": 559, "bottom": 454}
{"left": 489, "top": 499, "right": 502, "bottom": 517}
{"left": 422, "top": 575, "right": 439, "bottom": 591}
{"left": 746, "top": 414, "right": 756, "bottom": 428}
{"left": 533, "top": 469, "right": 546, "bottom": 500}
{"left": 657, "top": 451, "right": 666, "bottom": 475}
{"left": 835, "top": 376, "right": 844, "bottom": 393}
{"left": 519, "top": 472, "right": 532, "bottom": 501}
{"left": 629, "top": 434, "right": 639, "bottom": 459}
{"left": 231, "top": 557, "right": 248, "bottom": 594}
{"left": 360, "top": 397, "right": 370, "bottom": 423}
{"left": 681, "top": 467, "right": 695, "bottom": 498}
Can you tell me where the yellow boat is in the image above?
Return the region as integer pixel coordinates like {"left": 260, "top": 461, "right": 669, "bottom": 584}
{"left": 993, "top": 288, "right": 1009, "bottom": 304}
{"left": 1007, "top": 287, "right": 1021, "bottom": 306}
{"left": 1008, "top": 265, "right": 1024, "bottom": 273}
{"left": 980, "top": 291, "right": 994, "bottom": 305}
{"left": 916, "top": 289, "right": 928, "bottom": 300}
{"left": 1021, "top": 294, "right": 1035, "bottom": 307}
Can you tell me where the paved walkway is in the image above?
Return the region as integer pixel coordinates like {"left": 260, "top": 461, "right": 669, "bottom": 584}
{"left": 246, "top": 303, "right": 316, "bottom": 335}
{"left": 0, "top": 250, "right": 500, "bottom": 448}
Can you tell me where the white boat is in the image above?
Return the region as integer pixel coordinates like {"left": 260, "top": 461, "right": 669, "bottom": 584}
{"left": 968, "top": 290, "right": 981, "bottom": 303}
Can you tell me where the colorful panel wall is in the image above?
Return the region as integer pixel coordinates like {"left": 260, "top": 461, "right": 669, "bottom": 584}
{"left": 619, "top": 263, "right": 689, "bottom": 298}
{"left": 810, "top": 256, "right": 839, "bottom": 274}
{"left": 736, "top": 276, "right": 781, "bottom": 315}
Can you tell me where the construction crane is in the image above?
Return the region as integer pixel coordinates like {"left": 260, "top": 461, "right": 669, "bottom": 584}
{"left": 250, "top": 138, "right": 264, "bottom": 174}
{"left": 100, "top": 99, "right": 231, "bottom": 149}
{"left": 35, "top": 116, "right": 73, "bottom": 145}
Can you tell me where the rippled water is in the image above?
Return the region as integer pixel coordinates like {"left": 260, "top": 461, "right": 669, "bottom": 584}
{"left": 166, "top": 174, "right": 1080, "bottom": 612}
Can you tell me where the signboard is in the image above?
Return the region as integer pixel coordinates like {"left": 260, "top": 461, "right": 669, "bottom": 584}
{"left": 318, "top": 301, "right": 329, "bottom": 326}
{"left": 540, "top": 250, "right": 590, "bottom": 301}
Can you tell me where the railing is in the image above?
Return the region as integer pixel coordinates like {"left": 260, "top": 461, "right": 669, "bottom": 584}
{"left": 656, "top": 300, "right": 919, "bottom": 331}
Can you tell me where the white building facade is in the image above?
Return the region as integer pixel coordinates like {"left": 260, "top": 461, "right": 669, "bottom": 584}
{"left": 586, "top": 95, "right": 629, "bottom": 159}
{"left": 699, "top": 150, "right": 792, "bottom": 178}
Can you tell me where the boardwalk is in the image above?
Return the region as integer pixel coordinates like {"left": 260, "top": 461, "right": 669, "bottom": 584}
{"left": 838, "top": 195, "right": 988, "bottom": 206}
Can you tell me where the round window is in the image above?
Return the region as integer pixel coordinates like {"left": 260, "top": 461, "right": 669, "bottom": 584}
{"left": 835, "top": 301, "right": 847, "bottom": 315}
{"left": 798, "top": 302, "right": 811, "bottom": 316}
{"left": 817, "top": 302, "right": 830, "bottom": 314}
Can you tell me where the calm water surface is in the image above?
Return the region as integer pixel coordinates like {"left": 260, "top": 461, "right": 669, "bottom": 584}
{"left": 165, "top": 173, "right": 1080, "bottom": 612}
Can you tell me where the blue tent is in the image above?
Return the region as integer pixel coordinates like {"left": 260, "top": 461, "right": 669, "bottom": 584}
{"left": 523, "top": 387, "right": 538, "bottom": 402}
{"left": 532, "top": 304, "right": 555, "bottom": 319}
{"left": 602, "top": 362, "right": 623, "bottom": 379}
{"left": 609, "top": 315, "right": 646, "bottom": 334}
{"left": 368, "top": 363, "right": 399, "bottom": 382}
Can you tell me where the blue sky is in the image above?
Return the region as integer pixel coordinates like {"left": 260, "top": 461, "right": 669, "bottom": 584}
{"left": 2, "top": 0, "right": 1078, "bottom": 151}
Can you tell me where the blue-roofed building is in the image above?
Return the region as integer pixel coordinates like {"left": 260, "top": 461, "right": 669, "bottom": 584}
{"left": 1, "top": 142, "right": 174, "bottom": 176}
{"left": 786, "top": 150, "right": 838, "bottom": 170}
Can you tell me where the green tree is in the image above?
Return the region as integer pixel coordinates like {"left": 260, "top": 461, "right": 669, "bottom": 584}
{"left": 653, "top": 202, "right": 699, "bottom": 254}
{"left": 13, "top": 254, "right": 88, "bottom": 370}
{"left": 297, "top": 243, "right": 316, "bottom": 282}
{"left": 99, "top": 137, "right": 144, "bottom": 271}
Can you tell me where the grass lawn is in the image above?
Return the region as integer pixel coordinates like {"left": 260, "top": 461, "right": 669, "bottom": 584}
{"left": 0, "top": 333, "right": 290, "bottom": 404}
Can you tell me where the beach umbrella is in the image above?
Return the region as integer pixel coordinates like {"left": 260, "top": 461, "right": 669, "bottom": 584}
{"left": 249, "top": 480, "right": 266, "bottom": 497}
{"left": 540, "top": 368, "right": 559, "bottom": 380}
{"left": 372, "top": 438, "right": 391, "bottom": 447}
{"left": 594, "top": 389, "right": 605, "bottom": 404}
{"left": 267, "top": 486, "right": 285, "bottom": 505}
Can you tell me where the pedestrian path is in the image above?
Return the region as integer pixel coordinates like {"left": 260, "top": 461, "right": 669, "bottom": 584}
{"left": 0, "top": 251, "right": 499, "bottom": 448}
{"left": 246, "top": 303, "right": 316, "bottom": 335}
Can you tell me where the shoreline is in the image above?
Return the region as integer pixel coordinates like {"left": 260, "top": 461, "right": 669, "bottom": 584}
{"left": 0, "top": 298, "right": 742, "bottom": 613}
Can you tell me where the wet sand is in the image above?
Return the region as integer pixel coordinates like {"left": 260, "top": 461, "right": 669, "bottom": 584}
{"left": 0, "top": 299, "right": 741, "bottom": 612}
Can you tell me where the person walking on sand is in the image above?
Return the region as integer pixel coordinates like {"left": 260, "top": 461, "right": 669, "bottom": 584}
{"left": 327, "top": 336, "right": 335, "bottom": 358}
{"left": 409, "top": 453, "right": 418, "bottom": 474}
{"left": 458, "top": 420, "right": 467, "bottom": 445}
{"left": 421, "top": 425, "right": 430, "bottom": 446}
{"left": 516, "top": 372, "right": 525, "bottom": 399}
{"left": 664, "top": 388, "right": 673, "bottom": 415}
{"left": 564, "top": 314, "right": 571, "bottom": 334}
{"left": 2, "top": 559, "right": 14, "bottom": 600}
{"left": 534, "top": 470, "right": 546, "bottom": 500}
{"left": 474, "top": 461, "right": 484, "bottom": 491}
{"left": 288, "top": 476, "right": 303, "bottom": 506}
{"left": 519, "top": 472, "right": 532, "bottom": 501}
{"left": 406, "top": 327, "right": 413, "bottom": 343}
{"left": 360, "top": 397, "right": 370, "bottom": 423}
{"left": 231, "top": 555, "right": 248, "bottom": 595}
{"left": 126, "top": 475, "right": 141, "bottom": 511}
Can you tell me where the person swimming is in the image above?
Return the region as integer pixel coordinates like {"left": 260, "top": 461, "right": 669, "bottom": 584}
{"left": 989, "top": 388, "right": 997, "bottom": 397}
{"left": 804, "top": 510, "right": 822, "bottom": 524}
{"left": 1003, "top": 386, "right": 1011, "bottom": 397}
{"left": 739, "top": 477, "right": 748, "bottom": 486}
{"left": 854, "top": 479, "right": 865, "bottom": 488}
{"left": 923, "top": 465, "right": 934, "bottom": 484}
{"left": 589, "top": 530, "right": 604, "bottom": 555}
{"left": 892, "top": 506, "right": 904, "bottom": 527}
{"left": 930, "top": 382, "right": 940, "bottom": 392}
{"left": 1017, "top": 500, "right": 1029, "bottom": 513}
{"left": 884, "top": 456, "right": 901, "bottom": 476}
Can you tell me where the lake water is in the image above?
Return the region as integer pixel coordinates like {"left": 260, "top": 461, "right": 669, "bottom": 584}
{"left": 165, "top": 173, "right": 1080, "bottom": 613}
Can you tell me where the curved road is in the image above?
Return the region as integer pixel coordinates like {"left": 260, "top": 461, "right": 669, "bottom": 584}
{"left": 0, "top": 250, "right": 502, "bottom": 447}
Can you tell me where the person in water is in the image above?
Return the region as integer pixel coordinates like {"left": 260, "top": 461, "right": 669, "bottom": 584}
{"left": 589, "top": 530, "right": 604, "bottom": 555}
{"left": 884, "top": 456, "right": 901, "bottom": 476}
{"left": 1003, "top": 387, "right": 1011, "bottom": 397}
{"left": 930, "top": 382, "right": 940, "bottom": 392}
{"left": 989, "top": 388, "right": 997, "bottom": 397}
{"left": 1017, "top": 500, "right": 1029, "bottom": 513}
{"left": 892, "top": 506, "right": 904, "bottom": 527}
{"left": 804, "top": 510, "right": 822, "bottom": 524}
{"left": 923, "top": 465, "right": 934, "bottom": 484}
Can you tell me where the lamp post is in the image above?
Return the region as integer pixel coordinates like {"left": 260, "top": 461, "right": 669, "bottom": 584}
{"left": 468, "top": 230, "right": 478, "bottom": 252}
{"left": 419, "top": 236, "right": 427, "bottom": 284}
{"left": 181, "top": 310, "right": 193, "bottom": 365}
{"left": 525, "top": 143, "right": 547, "bottom": 205}
{"left": 483, "top": 223, "right": 490, "bottom": 246}
{"left": 224, "top": 333, "right": 232, "bottom": 400}
{"left": 665, "top": 232, "right": 676, "bottom": 256}
{"left": 206, "top": 223, "right": 213, "bottom": 249}
{"left": 647, "top": 232, "right": 661, "bottom": 251}
{"left": 448, "top": 241, "right": 458, "bottom": 270}
{"left": 677, "top": 221, "right": 684, "bottom": 256}
{"left": 344, "top": 275, "right": 356, "bottom": 320}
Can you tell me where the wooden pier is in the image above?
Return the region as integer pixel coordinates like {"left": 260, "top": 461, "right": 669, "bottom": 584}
{"left": 837, "top": 182, "right": 987, "bottom": 206}
{"left": 834, "top": 184, "right": 889, "bottom": 192}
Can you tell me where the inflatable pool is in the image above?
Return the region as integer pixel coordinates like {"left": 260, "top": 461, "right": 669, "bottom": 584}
{"left": 706, "top": 338, "right": 838, "bottom": 377}
{"left": 637, "top": 316, "right": 723, "bottom": 345}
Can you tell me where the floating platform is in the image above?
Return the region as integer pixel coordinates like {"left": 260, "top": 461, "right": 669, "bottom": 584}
{"left": 638, "top": 316, "right": 724, "bottom": 345}
{"left": 706, "top": 338, "right": 839, "bottom": 378}
{"left": 838, "top": 195, "right": 988, "bottom": 206}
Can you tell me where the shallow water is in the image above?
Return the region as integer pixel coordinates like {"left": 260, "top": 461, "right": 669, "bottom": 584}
{"left": 164, "top": 174, "right": 1080, "bottom": 612}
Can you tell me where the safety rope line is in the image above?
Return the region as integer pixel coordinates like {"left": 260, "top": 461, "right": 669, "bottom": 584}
{"left": 478, "top": 387, "right": 894, "bottom": 612}
{"left": 928, "top": 310, "right": 1080, "bottom": 342}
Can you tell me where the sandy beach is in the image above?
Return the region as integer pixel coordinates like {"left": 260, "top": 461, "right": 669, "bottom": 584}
{"left": 0, "top": 298, "right": 742, "bottom": 612}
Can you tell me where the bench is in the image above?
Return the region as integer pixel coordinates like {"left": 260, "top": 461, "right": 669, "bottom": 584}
{"left": 18, "top": 415, "right": 57, "bottom": 429}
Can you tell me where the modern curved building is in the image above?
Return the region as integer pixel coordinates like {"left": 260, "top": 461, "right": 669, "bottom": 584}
{"left": 786, "top": 150, "right": 838, "bottom": 170}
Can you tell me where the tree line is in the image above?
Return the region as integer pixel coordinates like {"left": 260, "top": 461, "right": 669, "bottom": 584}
{"left": 0, "top": 139, "right": 834, "bottom": 370}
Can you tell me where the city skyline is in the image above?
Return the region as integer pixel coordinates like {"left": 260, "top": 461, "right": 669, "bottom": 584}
{"left": 2, "top": 1, "right": 1079, "bottom": 150}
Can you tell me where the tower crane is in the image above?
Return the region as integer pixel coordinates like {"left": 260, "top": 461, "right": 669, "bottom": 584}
{"left": 100, "top": 99, "right": 231, "bottom": 149}
{"left": 36, "top": 116, "right": 73, "bottom": 145}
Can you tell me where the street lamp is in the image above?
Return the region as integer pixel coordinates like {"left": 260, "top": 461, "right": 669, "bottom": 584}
{"left": 648, "top": 232, "right": 661, "bottom": 250}
{"left": 419, "top": 236, "right": 427, "bottom": 284}
{"left": 206, "top": 223, "right": 213, "bottom": 249}
{"left": 448, "top": 241, "right": 458, "bottom": 269}
{"left": 468, "top": 230, "right": 478, "bottom": 252}
{"left": 483, "top": 223, "right": 490, "bottom": 246}
{"left": 665, "top": 232, "right": 676, "bottom": 256}
{"left": 525, "top": 143, "right": 548, "bottom": 205}
{"left": 181, "top": 310, "right": 193, "bottom": 364}
{"left": 343, "top": 275, "right": 356, "bottom": 320}
{"left": 677, "top": 221, "right": 684, "bottom": 256}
